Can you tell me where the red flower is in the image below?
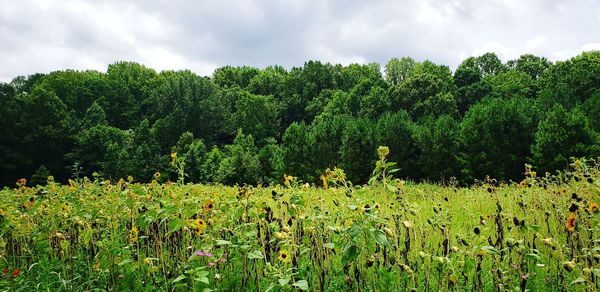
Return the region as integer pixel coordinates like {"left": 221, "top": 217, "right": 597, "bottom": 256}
{"left": 2, "top": 268, "right": 8, "bottom": 274}
{"left": 11, "top": 269, "right": 21, "bottom": 277}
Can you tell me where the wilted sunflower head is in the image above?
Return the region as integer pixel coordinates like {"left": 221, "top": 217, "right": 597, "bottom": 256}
{"left": 589, "top": 202, "right": 599, "bottom": 213}
{"left": 377, "top": 146, "right": 390, "bottom": 159}
{"left": 566, "top": 213, "right": 576, "bottom": 232}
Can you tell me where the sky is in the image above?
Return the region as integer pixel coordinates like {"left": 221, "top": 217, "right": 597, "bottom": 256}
{"left": 1, "top": 0, "right": 599, "bottom": 82}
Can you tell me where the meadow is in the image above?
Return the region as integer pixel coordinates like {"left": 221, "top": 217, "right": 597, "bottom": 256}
{"left": 0, "top": 158, "right": 599, "bottom": 291}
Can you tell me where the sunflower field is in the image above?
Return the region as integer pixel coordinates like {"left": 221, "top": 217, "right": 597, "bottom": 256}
{"left": 0, "top": 158, "right": 599, "bottom": 291}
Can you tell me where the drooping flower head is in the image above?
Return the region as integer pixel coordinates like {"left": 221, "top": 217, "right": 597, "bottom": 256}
{"left": 566, "top": 213, "right": 576, "bottom": 232}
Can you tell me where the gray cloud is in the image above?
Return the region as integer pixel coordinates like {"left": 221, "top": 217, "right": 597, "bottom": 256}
{"left": 1, "top": 0, "right": 599, "bottom": 81}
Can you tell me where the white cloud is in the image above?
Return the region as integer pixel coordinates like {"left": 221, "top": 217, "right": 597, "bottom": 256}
{"left": 0, "top": 0, "right": 598, "bottom": 81}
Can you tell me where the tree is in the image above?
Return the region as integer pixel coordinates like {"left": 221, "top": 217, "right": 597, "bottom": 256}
{"left": 83, "top": 101, "right": 108, "bottom": 128}
{"left": 374, "top": 111, "right": 420, "bottom": 179}
{"left": 414, "top": 115, "right": 461, "bottom": 180}
{"left": 217, "top": 130, "right": 261, "bottom": 185}
{"left": 459, "top": 97, "right": 537, "bottom": 181}
{"left": 30, "top": 164, "right": 51, "bottom": 186}
{"left": 339, "top": 118, "right": 376, "bottom": 184}
{"left": 507, "top": 54, "right": 552, "bottom": 80}
{"left": 282, "top": 122, "right": 311, "bottom": 180}
{"left": 389, "top": 60, "right": 454, "bottom": 117}
{"left": 538, "top": 51, "right": 600, "bottom": 109}
{"left": 70, "top": 125, "right": 131, "bottom": 178}
{"left": 213, "top": 66, "right": 260, "bottom": 89}
{"left": 531, "top": 105, "right": 600, "bottom": 173}
{"left": 231, "top": 90, "right": 281, "bottom": 144}
{"left": 258, "top": 138, "right": 285, "bottom": 185}
{"left": 172, "top": 132, "right": 207, "bottom": 183}
{"left": 384, "top": 57, "right": 416, "bottom": 85}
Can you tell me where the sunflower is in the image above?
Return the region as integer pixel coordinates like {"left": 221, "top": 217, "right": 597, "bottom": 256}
{"left": 203, "top": 199, "right": 214, "bottom": 212}
{"left": 589, "top": 202, "right": 599, "bottom": 213}
{"left": 283, "top": 174, "right": 294, "bottom": 186}
{"left": 129, "top": 226, "right": 139, "bottom": 243}
{"left": 566, "top": 213, "right": 576, "bottom": 232}
{"left": 16, "top": 178, "right": 26, "bottom": 187}
{"left": 519, "top": 180, "right": 527, "bottom": 188}
{"left": 194, "top": 219, "right": 207, "bottom": 235}
{"left": 278, "top": 250, "right": 291, "bottom": 264}
{"left": 320, "top": 174, "right": 329, "bottom": 189}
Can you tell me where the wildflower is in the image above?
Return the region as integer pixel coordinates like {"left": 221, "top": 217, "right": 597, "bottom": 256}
{"left": 153, "top": 172, "right": 161, "bottom": 179}
{"left": 283, "top": 174, "right": 294, "bottom": 186}
{"left": 562, "top": 260, "right": 576, "bottom": 272}
{"left": 541, "top": 237, "right": 554, "bottom": 247}
{"left": 278, "top": 250, "right": 291, "bottom": 264}
{"left": 383, "top": 227, "right": 394, "bottom": 237}
{"left": 195, "top": 250, "right": 213, "bottom": 257}
{"left": 377, "top": 146, "right": 390, "bottom": 158}
{"left": 143, "top": 258, "right": 152, "bottom": 265}
{"left": 589, "top": 202, "right": 599, "bottom": 213}
{"left": 11, "top": 269, "right": 20, "bottom": 277}
{"left": 566, "top": 213, "right": 576, "bottom": 232}
{"left": 203, "top": 199, "right": 214, "bottom": 212}
{"left": 208, "top": 262, "right": 215, "bottom": 267}
{"left": 193, "top": 219, "right": 207, "bottom": 235}
{"left": 16, "top": 178, "right": 26, "bottom": 187}
{"left": 320, "top": 174, "right": 328, "bottom": 189}
{"left": 127, "top": 175, "right": 133, "bottom": 182}
{"left": 2, "top": 268, "right": 8, "bottom": 274}
{"left": 129, "top": 226, "right": 139, "bottom": 243}
{"left": 519, "top": 180, "right": 527, "bottom": 188}
{"left": 274, "top": 232, "right": 288, "bottom": 240}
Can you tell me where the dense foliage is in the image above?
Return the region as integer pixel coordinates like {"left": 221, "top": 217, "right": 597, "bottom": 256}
{"left": 1, "top": 159, "right": 599, "bottom": 290}
{"left": 1, "top": 52, "right": 600, "bottom": 186}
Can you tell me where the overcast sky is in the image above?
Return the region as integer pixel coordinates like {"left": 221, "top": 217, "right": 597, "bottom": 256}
{"left": 1, "top": 0, "right": 599, "bottom": 82}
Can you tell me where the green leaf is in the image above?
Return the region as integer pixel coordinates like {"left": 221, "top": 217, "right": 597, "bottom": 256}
{"left": 172, "top": 274, "right": 186, "bottom": 284}
{"left": 323, "top": 242, "right": 335, "bottom": 249}
{"left": 265, "top": 283, "right": 276, "bottom": 292}
{"left": 167, "top": 218, "right": 185, "bottom": 235}
{"left": 199, "top": 276, "right": 210, "bottom": 285}
{"left": 215, "top": 239, "right": 232, "bottom": 245}
{"left": 278, "top": 277, "right": 290, "bottom": 286}
{"left": 292, "top": 280, "right": 309, "bottom": 291}
{"left": 480, "top": 246, "right": 500, "bottom": 255}
{"left": 525, "top": 253, "right": 540, "bottom": 261}
{"left": 247, "top": 250, "right": 264, "bottom": 260}
{"left": 386, "top": 184, "right": 397, "bottom": 192}
{"left": 118, "top": 259, "right": 133, "bottom": 266}
{"left": 342, "top": 243, "right": 359, "bottom": 263}
{"left": 569, "top": 277, "right": 586, "bottom": 286}
{"left": 373, "top": 229, "right": 390, "bottom": 247}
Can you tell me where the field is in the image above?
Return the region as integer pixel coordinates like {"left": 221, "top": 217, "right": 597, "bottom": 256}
{"left": 1, "top": 162, "right": 599, "bottom": 291}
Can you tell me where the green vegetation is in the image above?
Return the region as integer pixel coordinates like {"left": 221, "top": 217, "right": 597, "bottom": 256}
{"left": 1, "top": 52, "right": 600, "bottom": 186}
{"left": 0, "top": 157, "right": 599, "bottom": 290}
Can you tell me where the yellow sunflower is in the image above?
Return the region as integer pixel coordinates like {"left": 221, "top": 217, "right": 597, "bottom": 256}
{"left": 203, "top": 199, "right": 215, "bottom": 212}
{"left": 278, "top": 250, "right": 292, "bottom": 264}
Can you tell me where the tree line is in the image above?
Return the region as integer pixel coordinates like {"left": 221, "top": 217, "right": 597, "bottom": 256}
{"left": 1, "top": 51, "right": 599, "bottom": 186}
